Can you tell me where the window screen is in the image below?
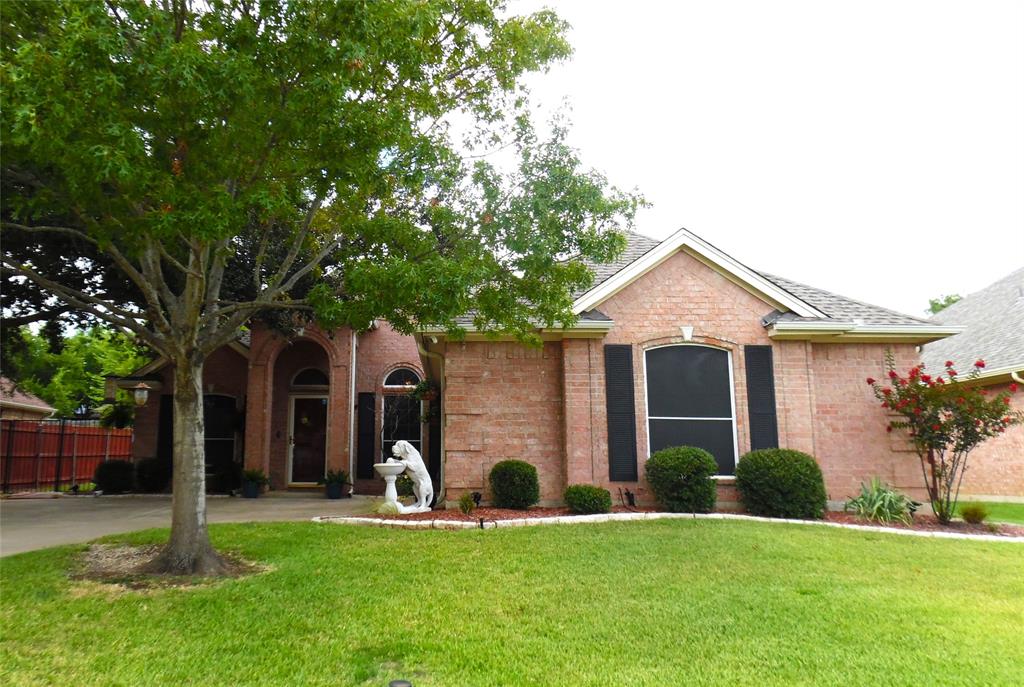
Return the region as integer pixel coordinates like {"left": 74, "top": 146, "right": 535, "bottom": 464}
{"left": 645, "top": 346, "right": 736, "bottom": 475}
{"left": 381, "top": 395, "right": 421, "bottom": 460}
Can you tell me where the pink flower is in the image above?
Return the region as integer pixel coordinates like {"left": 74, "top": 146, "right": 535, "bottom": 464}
{"left": 866, "top": 377, "right": 876, "bottom": 385}
{"left": 889, "top": 370, "right": 898, "bottom": 379}
{"left": 944, "top": 360, "right": 954, "bottom": 368}
{"left": 948, "top": 369, "right": 957, "bottom": 377}
{"left": 886, "top": 425, "right": 893, "bottom": 433}
{"left": 931, "top": 424, "right": 941, "bottom": 431}
{"left": 882, "top": 388, "right": 892, "bottom": 396}
{"left": 975, "top": 359, "right": 986, "bottom": 368}
{"left": 1009, "top": 383, "right": 1018, "bottom": 393}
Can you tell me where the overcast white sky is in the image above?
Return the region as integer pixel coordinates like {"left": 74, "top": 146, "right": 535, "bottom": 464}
{"left": 514, "top": 0, "right": 1024, "bottom": 317}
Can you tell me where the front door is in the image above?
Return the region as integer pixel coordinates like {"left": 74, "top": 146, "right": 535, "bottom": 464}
{"left": 290, "top": 396, "right": 327, "bottom": 483}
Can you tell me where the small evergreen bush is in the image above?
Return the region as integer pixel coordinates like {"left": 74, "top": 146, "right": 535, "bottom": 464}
{"left": 736, "top": 448, "right": 827, "bottom": 519}
{"left": 94, "top": 459, "right": 135, "bottom": 494}
{"left": 959, "top": 503, "right": 989, "bottom": 525}
{"left": 644, "top": 446, "right": 718, "bottom": 513}
{"left": 844, "top": 478, "right": 919, "bottom": 524}
{"left": 488, "top": 460, "right": 539, "bottom": 510}
{"left": 458, "top": 491, "right": 476, "bottom": 515}
{"left": 564, "top": 484, "right": 612, "bottom": 514}
{"left": 134, "top": 457, "right": 172, "bottom": 493}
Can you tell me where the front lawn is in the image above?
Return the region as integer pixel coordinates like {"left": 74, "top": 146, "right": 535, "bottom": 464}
{"left": 2, "top": 521, "right": 1022, "bottom": 686}
{"left": 958, "top": 500, "right": 1024, "bottom": 525}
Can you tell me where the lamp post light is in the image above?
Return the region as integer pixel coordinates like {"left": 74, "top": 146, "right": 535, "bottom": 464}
{"left": 131, "top": 382, "right": 151, "bottom": 407}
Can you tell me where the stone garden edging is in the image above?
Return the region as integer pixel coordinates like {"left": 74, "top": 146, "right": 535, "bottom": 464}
{"left": 312, "top": 511, "right": 1023, "bottom": 543}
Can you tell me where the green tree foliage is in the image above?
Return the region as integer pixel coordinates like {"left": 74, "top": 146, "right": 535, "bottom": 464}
{"left": 6, "top": 326, "right": 149, "bottom": 418}
{"left": 1, "top": 0, "right": 641, "bottom": 573}
{"left": 927, "top": 294, "right": 961, "bottom": 314}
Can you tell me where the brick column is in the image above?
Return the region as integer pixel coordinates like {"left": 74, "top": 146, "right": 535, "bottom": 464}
{"left": 562, "top": 338, "right": 594, "bottom": 486}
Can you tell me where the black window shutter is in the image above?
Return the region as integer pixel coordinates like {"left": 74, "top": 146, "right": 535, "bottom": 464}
{"left": 605, "top": 345, "right": 638, "bottom": 481}
{"left": 356, "top": 392, "right": 376, "bottom": 479}
{"left": 744, "top": 346, "right": 779, "bottom": 451}
{"left": 157, "top": 394, "right": 174, "bottom": 463}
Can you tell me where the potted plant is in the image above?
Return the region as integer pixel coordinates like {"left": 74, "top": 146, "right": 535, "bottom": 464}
{"left": 409, "top": 380, "right": 439, "bottom": 402}
{"left": 320, "top": 469, "right": 351, "bottom": 499}
{"left": 241, "top": 469, "right": 269, "bottom": 498}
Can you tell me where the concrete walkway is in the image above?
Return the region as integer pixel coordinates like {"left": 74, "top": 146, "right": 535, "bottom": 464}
{"left": 0, "top": 493, "right": 374, "bottom": 557}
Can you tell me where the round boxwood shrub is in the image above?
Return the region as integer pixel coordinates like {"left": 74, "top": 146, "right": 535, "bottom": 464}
{"left": 488, "top": 460, "right": 539, "bottom": 510}
{"left": 93, "top": 459, "right": 135, "bottom": 494}
{"left": 564, "top": 484, "right": 612, "bottom": 514}
{"left": 644, "top": 446, "right": 717, "bottom": 513}
{"left": 735, "top": 448, "right": 827, "bottom": 519}
{"left": 134, "top": 457, "right": 172, "bottom": 493}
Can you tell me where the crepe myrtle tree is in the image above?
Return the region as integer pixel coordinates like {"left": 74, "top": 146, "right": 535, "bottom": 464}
{"left": 1, "top": 0, "right": 641, "bottom": 574}
{"left": 867, "top": 355, "right": 1021, "bottom": 524}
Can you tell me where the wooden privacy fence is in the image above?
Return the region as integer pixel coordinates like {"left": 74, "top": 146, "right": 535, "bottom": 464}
{"left": 0, "top": 419, "right": 133, "bottom": 493}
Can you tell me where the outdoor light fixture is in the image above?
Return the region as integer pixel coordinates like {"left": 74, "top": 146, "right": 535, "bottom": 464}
{"left": 131, "top": 382, "right": 151, "bottom": 407}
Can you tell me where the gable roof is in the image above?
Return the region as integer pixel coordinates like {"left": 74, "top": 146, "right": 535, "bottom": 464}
{"left": 921, "top": 267, "right": 1024, "bottom": 381}
{"left": 0, "top": 377, "right": 54, "bottom": 415}
{"left": 572, "top": 227, "right": 960, "bottom": 343}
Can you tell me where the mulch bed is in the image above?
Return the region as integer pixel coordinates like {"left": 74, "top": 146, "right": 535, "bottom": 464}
{"left": 824, "top": 512, "right": 1024, "bottom": 537}
{"left": 71, "top": 544, "right": 264, "bottom": 591}
{"left": 356, "top": 505, "right": 1024, "bottom": 537}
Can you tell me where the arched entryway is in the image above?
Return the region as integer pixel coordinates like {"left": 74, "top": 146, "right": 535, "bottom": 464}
{"left": 270, "top": 340, "right": 331, "bottom": 487}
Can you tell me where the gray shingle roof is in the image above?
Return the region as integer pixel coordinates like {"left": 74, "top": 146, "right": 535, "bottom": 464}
{"left": 921, "top": 267, "right": 1024, "bottom": 373}
{"left": 757, "top": 273, "right": 933, "bottom": 326}
{"left": 571, "top": 231, "right": 661, "bottom": 299}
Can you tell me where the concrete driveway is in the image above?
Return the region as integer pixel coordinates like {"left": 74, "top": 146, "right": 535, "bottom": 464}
{"left": 0, "top": 493, "right": 374, "bottom": 557}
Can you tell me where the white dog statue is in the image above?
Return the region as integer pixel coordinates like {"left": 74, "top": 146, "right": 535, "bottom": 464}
{"left": 387, "top": 440, "right": 433, "bottom": 513}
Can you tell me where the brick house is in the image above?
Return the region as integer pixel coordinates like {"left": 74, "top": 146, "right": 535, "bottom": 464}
{"left": 130, "top": 228, "right": 1022, "bottom": 506}
{"left": 921, "top": 267, "right": 1024, "bottom": 500}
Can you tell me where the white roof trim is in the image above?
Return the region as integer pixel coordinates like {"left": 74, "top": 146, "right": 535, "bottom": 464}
{"left": 950, "top": 363, "right": 1024, "bottom": 383}
{"left": 572, "top": 227, "right": 826, "bottom": 318}
{"left": 418, "top": 318, "right": 614, "bottom": 335}
{"left": 0, "top": 399, "right": 55, "bottom": 414}
{"left": 768, "top": 321, "right": 963, "bottom": 342}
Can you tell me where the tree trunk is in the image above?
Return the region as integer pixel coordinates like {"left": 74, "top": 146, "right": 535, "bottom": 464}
{"left": 143, "top": 358, "right": 227, "bottom": 575}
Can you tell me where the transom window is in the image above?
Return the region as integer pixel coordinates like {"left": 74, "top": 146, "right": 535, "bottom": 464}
{"left": 292, "top": 368, "right": 329, "bottom": 387}
{"left": 645, "top": 345, "right": 737, "bottom": 475}
{"left": 384, "top": 367, "right": 419, "bottom": 387}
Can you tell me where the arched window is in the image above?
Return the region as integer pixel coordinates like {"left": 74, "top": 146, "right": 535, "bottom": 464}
{"left": 292, "top": 368, "right": 329, "bottom": 387}
{"left": 381, "top": 367, "right": 422, "bottom": 460}
{"left": 384, "top": 367, "right": 420, "bottom": 387}
{"left": 645, "top": 345, "right": 737, "bottom": 475}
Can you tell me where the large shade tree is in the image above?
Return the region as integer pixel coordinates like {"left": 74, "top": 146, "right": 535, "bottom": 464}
{"left": 2, "top": 0, "right": 640, "bottom": 573}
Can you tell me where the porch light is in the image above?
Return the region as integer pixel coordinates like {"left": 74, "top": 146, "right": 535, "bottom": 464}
{"left": 131, "top": 382, "right": 152, "bottom": 407}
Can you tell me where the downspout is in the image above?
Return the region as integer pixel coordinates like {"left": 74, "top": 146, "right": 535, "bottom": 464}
{"left": 348, "top": 330, "right": 357, "bottom": 495}
{"left": 417, "top": 335, "right": 446, "bottom": 505}
{"left": 1012, "top": 371, "right": 1024, "bottom": 385}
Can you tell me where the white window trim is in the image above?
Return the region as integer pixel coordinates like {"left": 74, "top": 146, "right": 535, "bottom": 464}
{"left": 383, "top": 367, "right": 421, "bottom": 389}
{"left": 642, "top": 343, "right": 740, "bottom": 477}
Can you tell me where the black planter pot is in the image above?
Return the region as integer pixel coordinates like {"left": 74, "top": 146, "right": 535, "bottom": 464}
{"left": 325, "top": 482, "right": 344, "bottom": 499}
{"left": 242, "top": 481, "right": 261, "bottom": 498}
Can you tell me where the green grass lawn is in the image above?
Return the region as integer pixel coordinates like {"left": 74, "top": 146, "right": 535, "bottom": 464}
{"left": 2, "top": 521, "right": 1022, "bottom": 686}
{"left": 958, "top": 500, "right": 1024, "bottom": 525}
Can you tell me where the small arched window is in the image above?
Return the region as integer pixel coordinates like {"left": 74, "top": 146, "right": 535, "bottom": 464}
{"left": 384, "top": 368, "right": 420, "bottom": 388}
{"left": 292, "top": 368, "right": 329, "bottom": 387}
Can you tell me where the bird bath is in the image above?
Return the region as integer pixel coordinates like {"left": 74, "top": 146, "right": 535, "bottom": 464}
{"left": 374, "top": 462, "right": 406, "bottom": 508}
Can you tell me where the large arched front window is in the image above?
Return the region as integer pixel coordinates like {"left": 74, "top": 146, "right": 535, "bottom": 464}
{"left": 645, "top": 345, "right": 738, "bottom": 475}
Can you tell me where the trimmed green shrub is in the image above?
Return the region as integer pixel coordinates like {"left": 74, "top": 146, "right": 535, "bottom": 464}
{"left": 844, "top": 478, "right": 919, "bottom": 524}
{"left": 644, "top": 446, "right": 717, "bottom": 513}
{"left": 564, "top": 484, "right": 612, "bottom": 514}
{"left": 458, "top": 491, "right": 476, "bottom": 515}
{"left": 736, "top": 449, "right": 827, "bottom": 519}
{"left": 134, "top": 457, "right": 172, "bottom": 493}
{"left": 488, "top": 460, "right": 539, "bottom": 510}
{"left": 960, "top": 503, "right": 989, "bottom": 525}
{"left": 94, "top": 459, "right": 135, "bottom": 494}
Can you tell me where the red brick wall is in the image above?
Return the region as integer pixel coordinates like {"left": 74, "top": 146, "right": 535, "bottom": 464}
{"left": 438, "top": 249, "right": 980, "bottom": 509}
{"left": 959, "top": 383, "right": 1024, "bottom": 498}
{"left": 442, "top": 340, "right": 565, "bottom": 504}
{"left": 132, "top": 345, "right": 248, "bottom": 460}
{"left": 353, "top": 323, "right": 424, "bottom": 494}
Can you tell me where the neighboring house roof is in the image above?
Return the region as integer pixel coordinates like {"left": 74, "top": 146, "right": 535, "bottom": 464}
{"left": 0, "top": 377, "right": 54, "bottom": 416}
{"left": 921, "top": 267, "right": 1024, "bottom": 382}
{"left": 570, "top": 228, "right": 958, "bottom": 343}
